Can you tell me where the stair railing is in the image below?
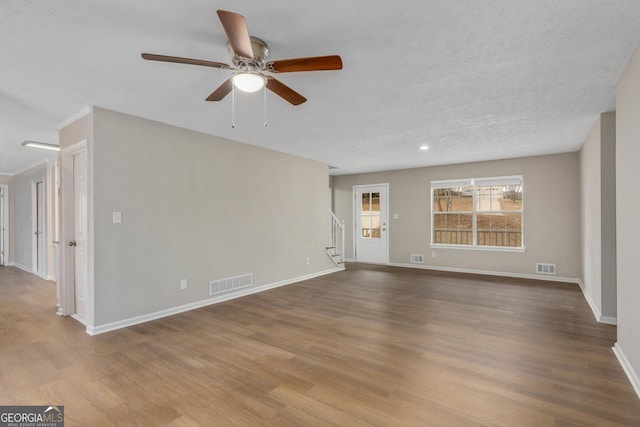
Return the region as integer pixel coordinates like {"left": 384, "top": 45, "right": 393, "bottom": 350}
{"left": 328, "top": 210, "right": 345, "bottom": 267}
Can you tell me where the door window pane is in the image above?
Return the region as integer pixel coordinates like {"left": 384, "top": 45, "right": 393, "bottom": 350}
{"left": 362, "top": 193, "right": 370, "bottom": 211}
{"left": 361, "top": 215, "right": 371, "bottom": 238}
{"left": 361, "top": 192, "right": 382, "bottom": 240}
{"left": 371, "top": 193, "right": 380, "bottom": 211}
{"left": 371, "top": 214, "right": 380, "bottom": 238}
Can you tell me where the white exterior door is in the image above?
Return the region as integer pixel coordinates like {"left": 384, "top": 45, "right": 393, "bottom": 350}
{"left": 73, "top": 151, "right": 88, "bottom": 322}
{"left": 354, "top": 184, "right": 388, "bottom": 264}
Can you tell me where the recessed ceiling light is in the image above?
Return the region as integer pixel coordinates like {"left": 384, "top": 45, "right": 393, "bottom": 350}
{"left": 419, "top": 145, "right": 429, "bottom": 151}
{"left": 21, "top": 140, "right": 60, "bottom": 151}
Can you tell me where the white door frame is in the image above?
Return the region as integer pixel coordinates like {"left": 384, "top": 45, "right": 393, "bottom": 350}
{"left": 352, "top": 183, "right": 389, "bottom": 264}
{"left": 31, "top": 178, "right": 46, "bottom": 278}
{"left": 59, "top": 139, "right": 94, "bottom": 330}
{"left": 46, "top": 161, "right": 60, "bottom": 281}
{"left": 0, "top": 184, "right": 8, "bottom": 266}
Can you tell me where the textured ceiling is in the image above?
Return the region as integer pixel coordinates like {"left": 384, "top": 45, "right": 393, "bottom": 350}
{"left": 2, "top": 1, "right": 640, "bottom": 175}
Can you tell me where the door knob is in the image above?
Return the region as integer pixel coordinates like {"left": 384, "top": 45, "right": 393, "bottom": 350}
{"left": 68, "top": 241, "right": 77, "bottom": 247}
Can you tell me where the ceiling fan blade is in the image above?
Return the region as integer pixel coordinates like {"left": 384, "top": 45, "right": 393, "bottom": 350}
{"left": 266, "top": 77, "right": 307, "bottom": 106}
{"left": 206, "top": 79, "right": 233, "bottom": 101}
{"left": 216, "top": 10, "right": 254, "bottom": 59}
{"left": 266, "top": 55, "right": 343, "bottom": 73}
{"left": 141, "top": 53, "right": 230, "bottom": 69}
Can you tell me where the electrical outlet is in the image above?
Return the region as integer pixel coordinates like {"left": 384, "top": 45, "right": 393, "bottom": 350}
{"left": 306, "top": 257, "right": 310, "bottom": 265}
{"left": 432, "top": 251, "right": 436, "bottom": 258}
{"left": 180, "top": 279, "right": 188, "bottom": 290}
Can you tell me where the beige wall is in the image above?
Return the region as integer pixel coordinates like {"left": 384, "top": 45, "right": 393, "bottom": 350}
{"left": 75, "top": 108, "right": 334, "bottom": 327}
{"left": 333, "top": 152, "right": 581, "bottom": 279}
{"left": 579, "top": 113, "right": 616, "bottom": 321}
{"left": 0, "top": 174, "right": 14, "bottom": 265}
{"left": 600, "top": 114, "right": 617, "bottom": 318}
{"left": 615, "top": 42, "right": 640, "bottom": 394}
{"left": 59, "top": 111, "right": 93, "bottom": 150}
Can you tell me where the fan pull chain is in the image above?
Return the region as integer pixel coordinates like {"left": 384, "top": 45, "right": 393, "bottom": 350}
{"left": 263, "top": 84, "right": 267, "bottom": 128}
{"left": 231, "top": 84, "right": 236, "bottom": 128}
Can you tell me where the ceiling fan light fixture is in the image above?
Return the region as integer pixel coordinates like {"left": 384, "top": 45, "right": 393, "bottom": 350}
{"left": 232, "top": 72, "right": 265, "bottom": 93}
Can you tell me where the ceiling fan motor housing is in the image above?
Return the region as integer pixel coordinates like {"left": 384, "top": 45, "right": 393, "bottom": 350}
{"left": 229, "top": 36, "right": 269, "bottom": 70}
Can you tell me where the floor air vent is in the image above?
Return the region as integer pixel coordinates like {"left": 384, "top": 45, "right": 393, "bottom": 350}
{"left": 209, "top": 273, "right": 253, "bottom": 296}
{"left": 410, "top": 254, "right": 424, "bottom": 264}
{"left": 536, "top": 263, "right": 556, "bottom": 275}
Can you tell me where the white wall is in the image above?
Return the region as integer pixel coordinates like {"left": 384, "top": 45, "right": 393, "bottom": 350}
{"left": 333, "top": 153, "right": 581, "bottom": 280}
{"left": 615, "top": 42, "right": 640, "bottom": 398}
{"left": 60, "top": 107, "right": 335, "bottom": 329}
{"left": 579, "top": 112, "right": 616, "bottom": 323}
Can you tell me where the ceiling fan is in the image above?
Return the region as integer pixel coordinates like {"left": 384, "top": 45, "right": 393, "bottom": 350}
{"left": 141, "top": 9, "right": 343, "bottom": 106}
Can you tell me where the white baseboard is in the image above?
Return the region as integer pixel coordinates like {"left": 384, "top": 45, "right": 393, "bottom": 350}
{"left": 599, "top": 316, "right": 617, "bottom": 325}
{"left": 388, "top": 262, "right": 581, "bottom": 284}
{"left": 86, "top": 267, "right": 341, "bottom": 336}
{"left": 346, "top": 261, "right": 617, "bottom": 325}
{"left": 13, "top": 263, "right": 32, "bottom": 273}
{"left": 576, "top": 279, "right": 617, "bottom": 325}
{"left": 613, "top": 343, "right": 640, "bottom": 400}
{"left": 12, "top": 262, "right": 52, "bottom": 283}
{"left": 71, "top": 313, "right": 87, "bottom": 325}
{"left": 388, "top": 263, "right": 620, "bottom": 325}
{"left": 577, "top": 279, "right": 601, "bottom": 320}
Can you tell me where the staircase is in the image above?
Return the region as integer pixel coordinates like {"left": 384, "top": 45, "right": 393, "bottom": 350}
{"left": 328, "top": 210, "right": 345, "bottom": 268}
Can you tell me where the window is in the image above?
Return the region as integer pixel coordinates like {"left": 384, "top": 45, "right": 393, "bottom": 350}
{"left": 431, "top": 176, "right": 523, "bottom": 249}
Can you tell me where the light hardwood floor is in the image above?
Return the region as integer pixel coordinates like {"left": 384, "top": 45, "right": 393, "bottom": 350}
{"left": 1, "top": 264, "right": 639, "bottom": 426}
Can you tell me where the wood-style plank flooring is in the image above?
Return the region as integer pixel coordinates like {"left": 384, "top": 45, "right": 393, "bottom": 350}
{"left": 1, "top": 264, "right": 639, "bottom": 426}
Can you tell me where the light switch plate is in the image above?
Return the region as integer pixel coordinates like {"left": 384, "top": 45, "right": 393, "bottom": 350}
{"left": 112, "top": 211, "right": 122, "bottom": 224}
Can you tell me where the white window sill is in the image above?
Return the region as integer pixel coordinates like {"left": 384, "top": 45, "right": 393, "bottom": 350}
{"left": 430, "top": 244, "right": 526, "bottom": 253}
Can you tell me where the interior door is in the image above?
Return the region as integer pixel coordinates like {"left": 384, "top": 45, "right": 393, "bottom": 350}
{"left": 354, "top": 184, "right": 388, "bottom": 263}
{"left": 73, "top": 151, "right": 88, "bottom": 321}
